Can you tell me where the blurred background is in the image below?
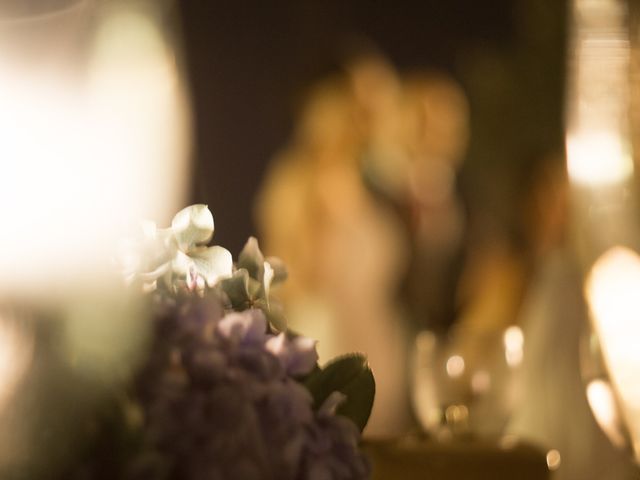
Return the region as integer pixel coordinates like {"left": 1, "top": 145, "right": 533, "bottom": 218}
{"left": 180, "top": 0, "right": 571, "bottom": 438}
{"left": 4, "top": 0, "right": 640, "bottom": 478}
{"left": 177, "top": 1, "right": 638, "bottom": 477}
{"left": 180, "top": 0, "right": 566, "bottom": 253}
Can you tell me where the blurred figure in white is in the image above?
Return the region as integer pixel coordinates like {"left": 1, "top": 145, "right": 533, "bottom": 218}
{"left": 256, "top": 59, "right": 411, "bottom": 436}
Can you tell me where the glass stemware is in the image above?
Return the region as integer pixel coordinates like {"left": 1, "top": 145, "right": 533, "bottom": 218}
{"left": 411, "top": 325, "right": 524, "bottom": 440}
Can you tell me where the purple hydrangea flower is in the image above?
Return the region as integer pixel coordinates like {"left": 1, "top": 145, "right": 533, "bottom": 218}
{"left": 125, "top": 302, "right": 370, "bottom": 480}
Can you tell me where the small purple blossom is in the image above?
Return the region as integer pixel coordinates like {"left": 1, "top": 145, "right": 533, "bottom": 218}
{"left": 266, "top": 333, "right": 319, "bottom": 377}
{"left": 216, "top": 309, "right": 267, "bottom": 346}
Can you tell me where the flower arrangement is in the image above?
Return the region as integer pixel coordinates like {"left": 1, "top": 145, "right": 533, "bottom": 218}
{"left": 67, "top": 205, "right": 374, "bottom": 480}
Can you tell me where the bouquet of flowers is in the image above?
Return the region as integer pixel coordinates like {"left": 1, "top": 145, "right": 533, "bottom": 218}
{"left": 66, "top": 205, "right": 374, "bottom": 480}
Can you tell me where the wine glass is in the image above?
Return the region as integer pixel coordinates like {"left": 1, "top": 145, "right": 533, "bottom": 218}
{"left": 411, "top": 325, "right": 524, "bottom": 441}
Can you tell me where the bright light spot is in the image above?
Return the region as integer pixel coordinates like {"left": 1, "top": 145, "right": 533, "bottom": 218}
{"left": 471, "top": 370, "right": 491, "bottom": 394}
{"left": 504, "top": 325, "right": 524, "bottom": 349}
{"left": 444, "top": 404, "right": 468, "bottom": 426}
{"left": 586, "top": 247, "right": 640, "bottom": 456}
{"left": 0, "top": 4, "right": 190, "bottom": 297}
{"left": 566, "top": 131, "right": 633, "bottom": 186}
{"left": 446, "top": 355, "right": 465, "bottom": 378}
{"left": 504, "top": 325, "right": 524, "bottom": 367}
{"left": 546, "top": 449, "right": 561, "bottom": 470}
{"left": 586, "top": 379, "right": 626, "bottom": 448}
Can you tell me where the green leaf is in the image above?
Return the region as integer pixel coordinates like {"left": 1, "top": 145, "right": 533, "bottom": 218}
{"left": 304, "top": 354, "right": 375, "bottom": 432}
{"left": 219, "top": 269, "right": 252, "bottom": 310}
{"left": 246, "top": 276, "right": 263, "bottom": 300}
{"left": 254, "top": 298, "right": 287, "bottom": 332}
{"left": 238, "top": 237, "right": 265, "bottom": 281}
{"left": 219, "top": 268, "right": 264, "bottom": 311}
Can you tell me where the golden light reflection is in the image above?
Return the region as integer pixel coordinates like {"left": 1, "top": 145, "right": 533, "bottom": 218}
{"left": 586, "top": 246, "right": 640, "bottom": 458}
{"left": 444, "top": 404, "right": 469, "bottom": 431}
{"left": 566, "top": 131, "right": 633, "bottom": 186}
{"left": 471, "top": 370, "right": 491, "bottom": 394}
{"left": 546, "top": 449, "right": 562, "bottom": 471}
{"left": 412, "top": 331, "right": 441, "bottom": 432}
{"left": 566, "top": 0, "right": 631, "bottom": 188}
{"left": 586, "top": 379, "right": 627, "bottom": 448}
{"left": 503, "top": 325, "right": 524, "bottom": 368}
{"left": 445, "top": 355, "right": 465, "bottom": 378}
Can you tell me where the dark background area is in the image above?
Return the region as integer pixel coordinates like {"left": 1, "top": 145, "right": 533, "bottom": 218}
{"left": 177, "top": 0, "right": 565, "bottom": 253}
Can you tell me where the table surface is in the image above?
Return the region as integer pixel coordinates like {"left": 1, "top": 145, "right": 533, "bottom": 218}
{"left": 364, "top": 437, "right": 551, "bottom": 480}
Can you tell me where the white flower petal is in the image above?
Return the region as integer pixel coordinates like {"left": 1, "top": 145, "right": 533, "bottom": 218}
{"left": 171, "top": 204, "right": 214, "bottom": 251}
{"left": 263, "top": 261, "right": 274, "bottom": 299}
{"left": 172, "top": 250, "right": 195, "bottom": 276}
{"left": 190, "top": 246, "right": 233, "bottom": 287}
{"left": 139, "top": 261, "right": 171, "bottom": 282}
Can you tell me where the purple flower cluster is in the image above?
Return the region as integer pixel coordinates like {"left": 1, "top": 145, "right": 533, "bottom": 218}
{"left": 127, "top": 300, "right": 370, "bottom": 480}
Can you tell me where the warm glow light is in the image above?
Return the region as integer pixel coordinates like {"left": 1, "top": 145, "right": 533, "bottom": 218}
{"left": 446, "top": 355, "right": 465, "bottom": 378}
{"left": 586, "top": 246, "right": 640, "bottom": 457}
{"left": 412, "top": 331, "right": 441, "bottom": 432}
{"left": 546, "top": 449, "right": 562, "bottom": 471}
{"left": 503, "top": 326, "right": 524, "bottom": 368}
{"left": 471, "top": 370, "right": 491, "bottom": 394}
{"left": 0, "top": 4, "right": 190, "bottom": 297}
{"left": 566, "top": 0, "right": 631, "bottom": 188}
{"left": 444, "top": 404, "right": 468, "bottom": 428}
{"left": 566, "top": 131, "right": 633, "bottom": 186}
{"left": 586, "top": 379, "right": 627, "bottom": 448}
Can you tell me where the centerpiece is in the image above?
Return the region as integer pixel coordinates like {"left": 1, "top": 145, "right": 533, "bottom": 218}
{"left": 61, "top": 204, "right": 375, "bottom": 480}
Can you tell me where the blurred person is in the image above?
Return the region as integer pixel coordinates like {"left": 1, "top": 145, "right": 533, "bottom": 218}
{"left": 348, "top": 52, "right": 409, "bottom": 203}
{"left": 255, "top": 72, "right": 411, "bottom": 436}
{"left": 506, "top": 156, "right": 638, "bottom": 480}
{"left": 361, "top": 70, "right": 470, "bottom": 339}
{"left": 396, "top": 73, "right": 470, "bottom": 336}
{"left": 351, "top": 66, "right": 474, "bottom": 432}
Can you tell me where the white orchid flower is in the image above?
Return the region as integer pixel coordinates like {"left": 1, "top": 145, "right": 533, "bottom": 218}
{"left": 123, "top": 205, "right": 233, "bottom": 292}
